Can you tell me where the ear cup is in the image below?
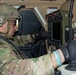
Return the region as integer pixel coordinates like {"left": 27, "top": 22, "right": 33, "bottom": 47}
{"left": 0, "top": 17, "right": 4, "bottom": 23}
{"left": 0, "top": 16, "right": 5, "bottom": 26}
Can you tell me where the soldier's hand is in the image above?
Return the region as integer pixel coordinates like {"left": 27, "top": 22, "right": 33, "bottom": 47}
{"left": 60, "top": 40, "right": 76, "bottom": 62}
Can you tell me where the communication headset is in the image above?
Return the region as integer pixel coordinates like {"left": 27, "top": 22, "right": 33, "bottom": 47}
{"left": 0, "top": 16, "right": 6, "bottom": 26}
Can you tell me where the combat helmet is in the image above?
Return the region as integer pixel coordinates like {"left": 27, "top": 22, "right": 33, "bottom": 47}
{"left": 0, "top": 3, "right": 20, "bottom": 26}
{"left": 60, "top": 0, "right": 76, "bottom": 23}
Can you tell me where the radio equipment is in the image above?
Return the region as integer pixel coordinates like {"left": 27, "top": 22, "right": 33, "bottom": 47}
{"left": 46, "top": 10, "right": 69, "bottom": 48}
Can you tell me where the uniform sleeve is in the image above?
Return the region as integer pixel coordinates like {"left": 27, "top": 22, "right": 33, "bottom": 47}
{"left": 3, "top": 54, "right": 55, "bottom": 75}
{"left": 14, "top": 35, "right": 33, "bottom": 46}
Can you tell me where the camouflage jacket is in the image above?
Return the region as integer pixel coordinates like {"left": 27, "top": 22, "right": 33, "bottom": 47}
{"left": 13, "top": 35, "right": 34, "bottom": 47}
{"left": 0, "top": 36, "right": 55, "bottom": 75}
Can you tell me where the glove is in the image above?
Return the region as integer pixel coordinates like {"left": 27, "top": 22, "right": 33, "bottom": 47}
{"left": 60, "top": 40, "right": 76, "bottom": 71}
{"left": 31, "top": 30, "right": 49, "bottom": 40}
{"left": 60, "top": 40, "right": 76, "bottom": 62}
{"left": 39, "top": 31, "right": 49, "bottom": 39}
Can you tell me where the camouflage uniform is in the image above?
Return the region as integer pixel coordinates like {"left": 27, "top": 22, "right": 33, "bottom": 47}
{"left": 13, "top": 35, "right": 34, "bottom": 46}
{"left": 0, "top": 3, "right": 55, "bottom": 75}
{"left": 0, "top": 37, "right": 54, "bottom": 75}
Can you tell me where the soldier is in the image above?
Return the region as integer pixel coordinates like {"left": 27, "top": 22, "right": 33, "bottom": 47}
{"left": 0, "top": 3, "right": 76, "bottom": 75}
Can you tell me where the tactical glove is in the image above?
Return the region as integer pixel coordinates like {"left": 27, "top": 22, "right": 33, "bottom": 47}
{"left": 39, "top": 31, "right": 49, "bottom": 39}
{"left": 32, "top": 30, "right": 49, "bottom": 40}
{"left": 61, "top": 40, "right": 76, "bottom": 61}
{"left": 60, "top": 40, "right": 76, "bottom": 71}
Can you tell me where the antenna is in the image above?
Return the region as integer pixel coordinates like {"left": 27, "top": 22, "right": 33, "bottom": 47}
{"left": 69, "top": 0, "right": 75, "bottom": 40}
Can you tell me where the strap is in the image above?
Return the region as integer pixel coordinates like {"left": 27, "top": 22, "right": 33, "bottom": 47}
{"left": 60, "top": 45, "right": 69, "bottom": 61}
{"left": 0, "top": 35, "right": 26, "bottom": 59}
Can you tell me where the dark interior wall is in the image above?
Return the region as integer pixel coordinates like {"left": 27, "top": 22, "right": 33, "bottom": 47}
{"left": 16, "top": 9, "right": 42, "bottom": 35}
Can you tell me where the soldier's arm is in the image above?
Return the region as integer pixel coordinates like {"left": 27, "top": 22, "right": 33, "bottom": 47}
{"left": 3, "top": 49, "right": 65, "bottom": 75}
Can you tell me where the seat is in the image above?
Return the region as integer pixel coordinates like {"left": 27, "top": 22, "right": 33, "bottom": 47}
{"left": 15, "top": 8, "right": 47, "bottom": 58}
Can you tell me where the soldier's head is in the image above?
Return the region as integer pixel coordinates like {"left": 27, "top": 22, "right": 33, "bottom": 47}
{"left": 0, "top": 3, "right": 20, "bottom": 37}
{"left": 60, "top": 0, "right": 76, "bottom": 23}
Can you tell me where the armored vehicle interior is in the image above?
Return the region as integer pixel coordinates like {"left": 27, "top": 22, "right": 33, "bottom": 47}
{"left": 0, "top": 0, "right": 70, "bottom": 57}
{"left": 0, "top": 0, "right": 76, "bottom": 75}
